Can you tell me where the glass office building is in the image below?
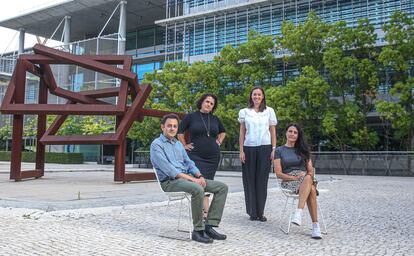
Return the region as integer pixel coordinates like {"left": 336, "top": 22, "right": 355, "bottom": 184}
{"left": 157, "top": 0, "right": 414, "bottom": 63}
{"left": 1, "top": 1, "right": 413, "bottom": 98}
{"left": 125, "top": 26, "right": 166, "bottom": 82}
{"left": 0, "top": 0, "right": 413, "bottom": 155}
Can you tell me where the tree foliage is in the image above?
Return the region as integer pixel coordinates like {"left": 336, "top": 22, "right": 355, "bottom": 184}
{"left": 277, "top": 12, "right": 330, "bottom": 71}
{"left": 7, "top": 11, "right": 412, "bottom": 152}
{"left": 134, "top": 31, "right": 276, "bottom": 150}
{"left": 376, "top": 12, "right": 414, "bottom": 150}
{"left": 277, "top": 14, "right": 380, "bottom": 150}
{"left": 322, "top": 19, "right": 380, "bottom": 150}
{"left": 0, "top": 120, "right": 11, "bottom": 150}
{"left": 135, "top": 11, "right": 413, "bottom": 151}
{"left": 267, "top": 66, "right": 330, "bottom": 147}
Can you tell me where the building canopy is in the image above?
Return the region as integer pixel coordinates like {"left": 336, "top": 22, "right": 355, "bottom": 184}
{"left": 0, "top": 0, "right": 165, "bottom": 41}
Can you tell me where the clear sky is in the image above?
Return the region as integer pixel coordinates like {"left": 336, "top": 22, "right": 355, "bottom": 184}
{"left": 0, "top": 0, "right": 66, "bottom": 55}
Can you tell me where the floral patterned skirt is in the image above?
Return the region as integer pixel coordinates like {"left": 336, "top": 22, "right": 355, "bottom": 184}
{"left": 281, "top": 170, "right": 306, "bottom": 194}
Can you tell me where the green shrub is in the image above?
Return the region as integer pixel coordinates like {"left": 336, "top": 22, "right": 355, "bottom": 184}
{"left": 0, "top": 151, "right": 83, "bottom": 164}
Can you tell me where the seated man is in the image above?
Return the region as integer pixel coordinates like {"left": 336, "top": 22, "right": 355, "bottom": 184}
{"left": 150, "top": 113, "right": 228, "bottom": 244}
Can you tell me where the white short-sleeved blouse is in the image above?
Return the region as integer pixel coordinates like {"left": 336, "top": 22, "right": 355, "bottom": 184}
{"left": 238, "top": 106, "right": 278, "bottom": 146}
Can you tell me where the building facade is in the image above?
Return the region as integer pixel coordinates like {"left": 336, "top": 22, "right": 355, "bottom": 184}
{"left": 1, "top": 1, "right": 413, "bottom": 99}
{"left": 158, "top": 0, "right": 413, "bottom": 63}
{"left": 0, "top": 0, "right": 413, "bottom": 157}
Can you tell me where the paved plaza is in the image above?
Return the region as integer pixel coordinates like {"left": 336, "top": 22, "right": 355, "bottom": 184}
{"left": 0, "top": 162, "right": 413, "bottom": 255}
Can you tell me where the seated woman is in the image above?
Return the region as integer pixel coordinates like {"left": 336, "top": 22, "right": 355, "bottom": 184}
{"left": 273, "top": 123, "right": 322, "bottom": 239}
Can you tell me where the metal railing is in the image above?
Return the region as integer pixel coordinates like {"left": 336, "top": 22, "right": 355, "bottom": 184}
{"left": 133, "top": 151, "right": 414, "bottom": 176}
{"left": 312, "top": 151, "right": 414, "bottom": 176}
{"left": 0, "top": 57, "right": 17, "bottom": 74}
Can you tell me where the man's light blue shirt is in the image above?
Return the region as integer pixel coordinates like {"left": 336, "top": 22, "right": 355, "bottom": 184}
{"left": 150, "top": 133, "right": 200, "bottom": 182}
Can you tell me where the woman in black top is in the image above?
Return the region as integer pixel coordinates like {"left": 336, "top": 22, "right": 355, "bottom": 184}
{"left": 178, "top": 93, "right": 226, "bottom": 216}
{"left": 273, "top": 123, "right": 322, "bottom": 239}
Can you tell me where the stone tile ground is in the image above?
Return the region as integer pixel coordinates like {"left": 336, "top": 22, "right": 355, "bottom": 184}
{"left": 1, "top": 175, "right": 413, "bottom": 255}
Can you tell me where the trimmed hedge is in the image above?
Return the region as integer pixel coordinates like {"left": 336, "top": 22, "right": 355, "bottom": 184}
{"left": 0, "top": 151, "right": 83, "bottom": 164}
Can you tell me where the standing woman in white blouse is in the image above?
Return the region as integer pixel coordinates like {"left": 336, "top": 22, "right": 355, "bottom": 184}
{"left": 238, "top": 86, "right": 277, "bottom": 222}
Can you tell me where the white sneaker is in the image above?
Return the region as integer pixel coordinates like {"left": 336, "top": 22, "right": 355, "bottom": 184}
{"left": 311, "top": 223, "right": 322, "bottom": 239}
{"left": 291, "top": 210, "right": 302, "bottom": 226}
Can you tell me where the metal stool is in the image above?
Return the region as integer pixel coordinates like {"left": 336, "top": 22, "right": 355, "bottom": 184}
{"left": 153, "top": 168, "right": 192, "bottom": 240}
{"left": 277, "top": 177, "right": 328, "bottom": 235}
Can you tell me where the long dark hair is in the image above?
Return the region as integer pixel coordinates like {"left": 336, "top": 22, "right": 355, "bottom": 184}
{"left": 197, "top": 93, "right": 218, "bottom": 113}
{"left": 248, "top": 86, "right": 267, "bottom": 112}
{"left": 285, "top": 123, "right": 310, "bottom": 164}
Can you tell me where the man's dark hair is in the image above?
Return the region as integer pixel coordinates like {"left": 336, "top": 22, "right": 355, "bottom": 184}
{"left": 196, "top": 93, "right": 218, "bottom": 113}
{"left": 248, "top": 86, "right": 267, "bottom": 112}
{"left": 161, "top": 113, "right": 180, "bottom": 125}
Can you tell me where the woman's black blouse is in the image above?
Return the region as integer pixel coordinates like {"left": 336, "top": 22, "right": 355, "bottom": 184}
{"left": 178, "top": 111, "right": 225, "bottom": 157}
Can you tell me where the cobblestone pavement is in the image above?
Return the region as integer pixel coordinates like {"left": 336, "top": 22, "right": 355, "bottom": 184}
{"left": 1, "top": 175, "right": 413, "bottom": 255}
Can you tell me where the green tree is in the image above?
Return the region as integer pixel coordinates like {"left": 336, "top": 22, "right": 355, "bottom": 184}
{"left": 349, "top": 19, "right": 380, "bottom": 151}
{"left": 82, "top": 116, "right": 114, "bottom": 135}
{"left": 23, "top": 116, "right": 37, "bottom": 138}
{"left": 277, "top": 11, "right": 330, "bottom": 72}
{"left": 132, "top": 61, "right": 196, "bottom": 149}
{"left": 138, "top": 31, "right": 277, "bottom": 150}
{"left": 216, "top": 31, "right": 275, "bottom": 88}
{"left": 128, "top": 117, "right": 160, "bottom": 149}
{"left": 351, "top": 127, "right": 379, "bottom": 151}
{"left": 214, "top": 31, "right": 276, "bottom": 148}
{"left": 0, "top": 121, "right": 11, "bottom": 150}
{"left": 22, "top": 116, "right": 38, "bottom": 151}
{"left": 145, "top": 61, "right": 194, "bottom": 112}
{"left": 266, "top": 66, "right": 330, "bottom": 148}
{"left": 57, "top": 116, "right": 84, "bottom": 136}
{"left": 322, "top": 21, "right": 355, "bottom": 150}
{"left": 323, "top": 19, "right": 379, "bottom": 150}
{"left": 376, "top": 11, "right": 414, "bottom": 151}
{"left": 51, "top": 116, "right": 114, "bottom": 136}
{"left": 351, "top": 19, "right": 379, "bottom": 120}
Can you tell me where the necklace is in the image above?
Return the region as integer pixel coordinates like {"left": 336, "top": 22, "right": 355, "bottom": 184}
{"left": 199, "top": 111, "right": 211, "bottom": 137}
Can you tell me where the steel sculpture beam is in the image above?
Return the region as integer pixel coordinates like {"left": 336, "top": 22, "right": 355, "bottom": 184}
{"left": 0, "top": 44, "right": 183, "bottom": 182}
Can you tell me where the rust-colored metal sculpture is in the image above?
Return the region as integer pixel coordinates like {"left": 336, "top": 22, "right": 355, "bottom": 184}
{"left": 0, "top": 44, "right": 180, "bottom": 182}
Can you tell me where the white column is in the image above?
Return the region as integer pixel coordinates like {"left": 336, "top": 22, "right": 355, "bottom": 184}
{"left": 270, "top": 4, "right": 273, "bottom": 35}
{"left": 165, "top": 24, "right": 168, "bottom": 62}
{"left": 18, "top": 28, "right": 25, "bottom": 55}
{"left": 118, "top": 0, "right": 127, "bottom": 55}
{"left": 183, "top": 21, "right": 186, "bottom": 61}
{"left": 63, "top": 16, "right": 71, "bottom": 48}
{"left": 174, "top": 23, "right": 177, "bottom": 60}
{"left": 63, "top": 16, "right": 71, "bottom": 90}
{"left": 203, "top": 18, "right": 205, "bottom": 55}
{"left": 213, "top": 16, "right": 216, "bottom": 54}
